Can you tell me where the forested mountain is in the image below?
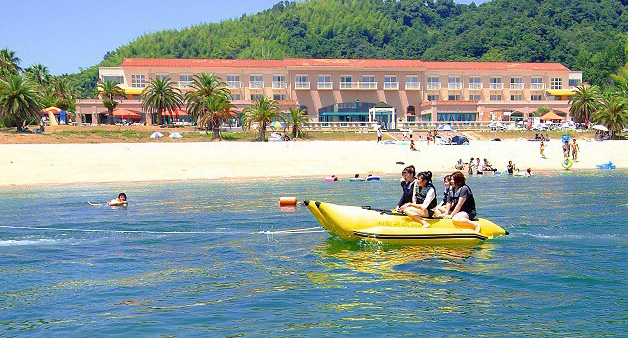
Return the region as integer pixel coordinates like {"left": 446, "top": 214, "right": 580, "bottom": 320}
{"left": 72, "top": 0, "right": 628, "bottom": 97}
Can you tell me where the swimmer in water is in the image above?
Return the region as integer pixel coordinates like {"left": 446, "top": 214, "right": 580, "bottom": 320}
{"left": 89, "top": 193, "right": 128, "bottom": 206}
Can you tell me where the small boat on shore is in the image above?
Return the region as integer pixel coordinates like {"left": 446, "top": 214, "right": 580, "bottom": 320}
{"left": 304, "top": 200, "right": 508, "bottom": 245}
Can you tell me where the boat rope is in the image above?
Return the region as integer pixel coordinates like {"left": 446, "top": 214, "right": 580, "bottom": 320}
{"left": 0, "top": 225, "right": 324, "bottom": 236}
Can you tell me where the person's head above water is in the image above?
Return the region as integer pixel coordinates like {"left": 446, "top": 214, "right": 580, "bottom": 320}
{"left": 355, "top": 174, "right": 360, "bottom": 178}
{"left": 118, "top": 193, "right": 127, "bottom": 201}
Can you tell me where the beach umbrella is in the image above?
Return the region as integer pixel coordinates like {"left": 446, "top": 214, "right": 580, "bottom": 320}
{"left": 150, "top": 132, "right": 163, "bottom": 139}
{"left": 592, "top": 124, "right": 608, "bottom": 132}
{"left": 560, "top": 121, "right": 576, "bottom": 129}
{"left": 488, "top": 121, "right": 505, "bottom": 129}
{"left": 269, "top": 121, "right": 285, "bottom": 129}
{"left": 437, "top": 124, "right": 455, "bottom": 131}
{"left": 169, "top": 132, "right": 183, "bottom": 139}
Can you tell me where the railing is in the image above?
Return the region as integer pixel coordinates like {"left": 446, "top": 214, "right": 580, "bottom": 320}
{"left": 489, "top": 83, "right": 504, "bottom": 90}
{"left": 309, "top": 122, "right": 379, "bottom": 130}
{"left": 272, "top": 81, "right": 287, "bottom": 89}
{"left": 294, "top": 82, "right": 311, "bottom": 90}
{"left": 306, "top": 121, "right": 519, "bottom": 131}
{"left": 530, "top": 83, "right": 545, "bottom": 90}
{"left": 249, "top": 81, "right": 264, "bottom": 89}
{"left": 317, "top": 82, "right": 333, "bottom": 90}
{"left": 339, "top": 81, "right": 378, "bottom": 89}
{"left": 448, "top": 83, "right": 463, "bottom": 90}
{"left": 405, "top": 82, "right": 421, "bottom": 90}
{"left": 226, "top": 81, "right": 241, "bottom": 89}
{"left": 178, "top": 81, "right": 192, "bottom": 88}
{"left": 384, "top": 82, "right": 399, "bottom": 90}
{"left": 510, "top": 83, "right": 524, "bottom": 90}
{"left": 469, "top": 83, "right": 483, "bottom": 90}
{"left": 426, "top": 83, "right": 441, "bottom": 90}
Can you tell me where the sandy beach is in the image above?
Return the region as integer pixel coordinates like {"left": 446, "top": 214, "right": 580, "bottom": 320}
{"left": 0, "top": 139, "right": 625, "bottom": 186}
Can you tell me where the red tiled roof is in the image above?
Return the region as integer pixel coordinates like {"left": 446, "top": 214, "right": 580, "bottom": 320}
{"left": 121, "top": 58, "right": 286, "bottom": 68}
{"left": 121, "top": 58, "right": 570, "bottom": 72}
{"left": 284, "top": 58, "right": 424, "bottom": 68}
{"left": 422, "top": 61, "right": 568, "bottom": 72}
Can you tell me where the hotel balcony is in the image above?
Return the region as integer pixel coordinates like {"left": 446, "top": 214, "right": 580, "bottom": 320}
{"left": 226, "top": 81, "right": 242, "bottom": 89}
{"left": 317, "top": 82, "right": 333, "bottom": 90}
{"left": 178, "top": 81, "right": 192, "bottom": 88}
{"left": 405, "top": 82, "right": 421, "bottom": 90}
{"left": 384, "top": 82, "right": 399, "bottom": 90}
{"left": 426, "top": 83, "right": 441, "bottom": 90}
{"left": 530, "top": 83, "right": 546, "bottom": 90}
{"left": 272, "top": 81, "right": 287, "bottom": 89}
{"left": 448, "top": 83, "right": 463, "bottom": 90}
{"left": 510, "top": 83, "right": 524, "bottom": 90}
{"left": 294, "top": 82, "right": 311, "bottom": 90}
{"left": 469, "top": 83, "right": 483, "bottom": 90}
{"left": 489, "top": 83, "right": 505, "bottom": 90}
{"left": 249, "top": 81, "right": 264, "bottom": 89}
{"left": 339, "top": 81, "right": 378, "bottom": 90}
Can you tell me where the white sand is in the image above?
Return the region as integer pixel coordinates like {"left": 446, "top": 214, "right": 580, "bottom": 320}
{"left": 0, "top": 140, "right": 625, "bottom": 186}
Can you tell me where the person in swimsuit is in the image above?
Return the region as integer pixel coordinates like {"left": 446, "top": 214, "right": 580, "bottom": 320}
{"left": 107, "top": 193, "right": 128, "bottom": 206}
{"left": 571, "top": 139, "right": 579, "bottom": 161}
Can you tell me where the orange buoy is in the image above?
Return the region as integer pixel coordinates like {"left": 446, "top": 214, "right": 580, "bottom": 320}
{"left": 279, "top": 196, "right": 298, "bottom": 206}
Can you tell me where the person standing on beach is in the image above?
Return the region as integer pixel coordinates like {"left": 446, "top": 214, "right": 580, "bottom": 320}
{"left": 562, "top": 141, "right": 570, "bottom": 158}
{"left": 540, "top": 140, "right": 546, "bottom": 159}
{"left": 377, "top": 127, "right": 382, "bottom": 143}
{"left": 571, "top": 139, "right": 579, "bottom": 161}
{"left": 408, "top": 128, "right": 413, "bottom": 140}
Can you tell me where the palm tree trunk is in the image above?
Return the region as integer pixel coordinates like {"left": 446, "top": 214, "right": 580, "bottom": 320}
{"left": 108, "top": 108, "right": 114, "bottom": 125}
{"left": 292, "top": 126, "right": 298, "bottom": 139}
{"left": 16, "top": 119, "right": 22, "bottom": 132}
{"left": 260, "top": 125, "right": 267, "bottom": 141}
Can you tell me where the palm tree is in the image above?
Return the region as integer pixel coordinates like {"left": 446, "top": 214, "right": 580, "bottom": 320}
{"left": 569, "top": 85, "right": 601, "bottom": 123}
{"left": 0, "top": 75, "right": 42, "bottom": 131}
{"left": 241, "top": 97, "right": 283, "bottom": 141}
{"left": 184, "top": 73, "right": 231, "bottom": 130}
{"left": 24, "top": 64, "right": 51, "bottom": 87}
{"left": 593, "top": 91, "right": 628, "bottom": 139}
{"left": 98, "top": 80, "right": 126, "bottom": 124}
{"left": 535, "top": 106, "right": 551, "bottom": 117}
{"left": 50, "top": 76, "right": 78, "bottom": 111}
{"left": 189, "top": 95, "right": 235, "bottom": 139}
{"left": 0, "top": 49, "right": 21, "bottom": 77}
{"left": 140, "top": 77, "right": 183, "bottom": 125}
{"left": 285, "top": 107, "right": 309, "bottom": 140}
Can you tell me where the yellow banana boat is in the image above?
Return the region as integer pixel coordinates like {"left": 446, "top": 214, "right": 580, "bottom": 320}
{"left": 304, "top": 200, "right": 508, "bottom": 245}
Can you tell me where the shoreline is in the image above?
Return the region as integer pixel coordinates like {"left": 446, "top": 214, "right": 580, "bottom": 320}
{"left": 0, "top": 140, "right": 625, "bottom": 187}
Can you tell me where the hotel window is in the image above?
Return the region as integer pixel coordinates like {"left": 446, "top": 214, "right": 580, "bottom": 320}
{"left": 318, "top": 75, "right": 332, "bottom": 89}
{"left": 427, "top": 94, "right": 439, "bottom": 101}
{"left": 250, "top": 75, "right": 264, "bottom": 89}
{"left": 531, "top": 94, "right": 544, "bottom": 101}
{"left": 511, "top": 94, "right": 523, "bottom": 101}
{"left": 427, "top": 76, "right": 440, "bottom": 90}
{"left": 469, "top": 77, "right": 482, "bottom": 90}
{"left": 469, "top": 94, "right": 481, "bottom": 101}
{"left": 155, "top": 74, "right": 169, "bottom": 81}
{"left": 448, "top": 94, "right": 461, "bottom": 101}
{"left": 384, "top": 76, "right": 398, "bottom": 89}
{"left": 273, "top": 94, "right": 287, "bottom": 100}
{"left": 406, "top": 76, "right": 420, "bottom": 89}
{"left": 362, "top": 75, "right": 376, "bottom": 89}
{"left": 179, "top": 75, "right": 193, "bottom": 88}
{"left": 448, "top": 77, "right": 462, "bottom": 90}
{"left": 490, "top": 94, "right": 502, "bottom": 101}
{"left": 103, "top": 76, "right": 123, "bottom": 84}
{"left": 273, "top": 75, "right": 287, "bottom": 89}
{"left": 569, "top": 79, "right": 581, "bottom": 87}
{"left": 510, "top": 77, "right": 523, "bottom": 90}
{"left": 489, "top": 77, "right": 503, "bottom": 89}
{"left": 131, "top": 74, "right": 146, "bottom": 88}
{"left": 531, "top": 77, "right": 544, "bottom": 90}
{"left": 340, "top": 76, "right": 353, "bottom": 89}
{"left": 251, "top": 94, "right": 264, "bottom": 101}
{"left": 231, "top": 93, "right": 241, "bottom": 100}
{"left": 551, "top": 78, "right": 562, "bottom": 89}
{"left": 227, "top": 75, "right": 240, "bottom": 88}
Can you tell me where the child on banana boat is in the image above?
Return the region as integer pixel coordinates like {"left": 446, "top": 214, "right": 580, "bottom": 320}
{"left": 443, "top": 171, "right": 480, "bottom": 232}
{"left": 399, "top": 171, "right": 437, "bottom": 227}
{"left": 396, "top": 165, "right": 417, "bottom": 210}
{"left": 436, "top": 175, "right": 453, "bottom": 215}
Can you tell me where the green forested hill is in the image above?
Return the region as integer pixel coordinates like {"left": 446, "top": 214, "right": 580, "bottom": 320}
{"left": 72, "top": 0, "right": 628, "bottom": 97}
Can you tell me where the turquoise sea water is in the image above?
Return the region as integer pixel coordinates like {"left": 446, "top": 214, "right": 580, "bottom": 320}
{"left": 1, "top": 171, "right": 627, "bottom": 337}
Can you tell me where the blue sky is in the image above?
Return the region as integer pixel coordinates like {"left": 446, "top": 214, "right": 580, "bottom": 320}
{"left": 0, "top": 0, "right": 488, "bottom": 75}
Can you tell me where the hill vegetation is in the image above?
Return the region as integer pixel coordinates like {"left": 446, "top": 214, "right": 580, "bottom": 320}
{"left": 65, "top": 0, "right": 628, "bottom": 97}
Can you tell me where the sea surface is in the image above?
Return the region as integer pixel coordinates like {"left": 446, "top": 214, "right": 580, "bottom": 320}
{"left": 0, "top": 171, "right": 627, "bottom": 337}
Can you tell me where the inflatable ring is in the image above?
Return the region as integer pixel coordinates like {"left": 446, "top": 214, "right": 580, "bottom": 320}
{"left": 562, "top": 158, "right": 574, "bottom": 169}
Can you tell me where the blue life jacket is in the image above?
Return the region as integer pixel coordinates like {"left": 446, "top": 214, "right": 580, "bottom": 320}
{"left": 415, "top": 182, "right": 437, "bottom": 210}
